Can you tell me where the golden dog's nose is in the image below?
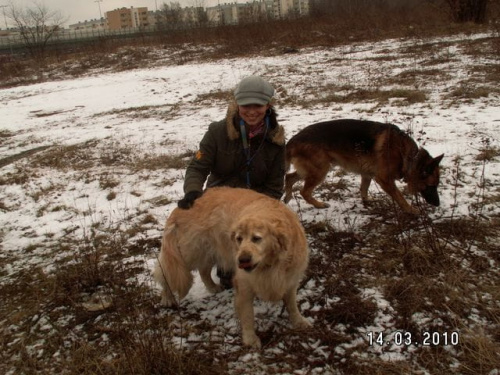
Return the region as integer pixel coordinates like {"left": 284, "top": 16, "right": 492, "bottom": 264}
{"left": 238, "top": 254, "right": 251, "bottom": 264}
{"left": 238, "top": 254, "right": 253, "bottom": 271}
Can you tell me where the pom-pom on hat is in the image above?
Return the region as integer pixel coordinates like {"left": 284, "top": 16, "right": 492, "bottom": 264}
{"left": 234, "top": 76, "right": 275, "bottom": 106}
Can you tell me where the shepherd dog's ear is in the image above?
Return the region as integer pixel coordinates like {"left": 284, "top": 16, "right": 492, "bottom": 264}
{"left": 432, "top": 154, "right": 444, "bottom": 167}
{"left": 425, "top": 154, "right": 444, "bottom": 175}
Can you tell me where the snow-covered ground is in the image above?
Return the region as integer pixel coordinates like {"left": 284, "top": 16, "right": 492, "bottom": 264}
{"left": 1, "top": 31, "right": 498, "bottom": 373}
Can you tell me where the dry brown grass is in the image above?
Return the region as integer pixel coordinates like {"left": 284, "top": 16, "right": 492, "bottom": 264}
{"left": 1, "top": 3, "right": 498, "bottom": 88}
{"left": 299, "top": 207, "right": 500, "bottom": 373}
{"left": 0, "top": 231, "right": 224, "bottom": 374}
{"left": 29, "top": 139, "right": 191, "bottom": 172}
{"left": 1, "top": 5, "right": 499, "bottom": 374}
{"left": 2, "top": 153, "right": 499, "bottom": 374}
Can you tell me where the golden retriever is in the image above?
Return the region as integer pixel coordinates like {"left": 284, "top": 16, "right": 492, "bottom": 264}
{"left": 153, "top": 187, "right": 311, "bottom": 348}
{"left": 231, "top": 195, "right": 311, "bottom": 349}
{"left": 153, "top": 186, "right": 254, "bottom": 307}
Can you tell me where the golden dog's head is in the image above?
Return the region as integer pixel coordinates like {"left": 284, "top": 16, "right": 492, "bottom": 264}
{"left": 231, "top": 216, "right": 288, "bottom": 273}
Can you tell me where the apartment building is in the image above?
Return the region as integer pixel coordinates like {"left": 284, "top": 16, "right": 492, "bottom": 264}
{"left": 238, "top": 1, "right": 273, "bottom": 23}
{"left": 273, "top": 0, "right": 309, "bottom": 18}
{"left": 181, "top": 7, "right": 206, "bottom": 25}
{"left": 68, "top": 18, "right": 106, "bottom": 32}
{"left": 207, "top": 3, "right": 238, "bottom": 25}
{"left": 106, "top": 7, "right": 149, "bottom": 30}
{"left": 207, "top": 1, "right": 273, "bottom": 25}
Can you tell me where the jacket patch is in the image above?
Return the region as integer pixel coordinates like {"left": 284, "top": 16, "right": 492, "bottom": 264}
{"left": 195, "top": 150, "right": 203, "bottom": 160}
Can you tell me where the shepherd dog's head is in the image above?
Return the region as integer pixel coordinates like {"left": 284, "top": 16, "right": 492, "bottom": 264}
{"left": 407, "top": 149, "right": 444, "bottom": 206}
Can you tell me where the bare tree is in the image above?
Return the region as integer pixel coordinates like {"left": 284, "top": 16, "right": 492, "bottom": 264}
{"left": 238, "top": 2, "right": 269, "bottom": 24}
{"left": 189, "top": 0, "right": 209, "bottom": 27}
{"left": 310, "top": 0, "right": 384, "bottom": 17}
{"left": 160, "top": 2, "right": 185, "bottom": 30}
{"left": 311, "top": 0, "right": 490, "bottom": 23}
{"left": 444, "top": 0, "right": 488, "bottom": 23}
{"left": 6, "top": 1, "right": 67, "bottom": 61}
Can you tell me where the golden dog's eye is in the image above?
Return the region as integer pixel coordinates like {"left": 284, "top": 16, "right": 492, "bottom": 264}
{"left": 251, "top": 235, "right": 262, "bottom": 243}
{"left": 236, "top": 235, "right": 243, "bottom": 244}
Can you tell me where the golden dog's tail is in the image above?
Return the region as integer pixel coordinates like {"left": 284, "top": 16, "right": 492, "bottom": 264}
{"left": 154, "top": 224, "right": 193, "bottom": 306}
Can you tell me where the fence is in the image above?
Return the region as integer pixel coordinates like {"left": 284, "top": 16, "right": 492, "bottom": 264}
{"left": 0, "top": 25, "right": 192, "bottom": 54}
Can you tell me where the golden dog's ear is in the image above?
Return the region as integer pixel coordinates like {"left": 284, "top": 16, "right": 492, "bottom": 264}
{"left": 270, "top": 219, "right": 289, "bottom": 252}
{"left": 276, "top": 232, "right": 289, "bottom": 252}
{"left": 272, "top": 228, "right": 290, "bottom": 251}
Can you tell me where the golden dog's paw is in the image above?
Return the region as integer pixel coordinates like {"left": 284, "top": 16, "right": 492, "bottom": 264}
{"left": 292, "top": 316, "right": 312, "bottom": 330}
{"left": 160, "top": 295, "right": 176, "bottom": 308}
{"left": 242, "top": 332, "right": 262, "bottom": 349}
{"left": 207, "top": 284, "right": 225, "bottom": 294}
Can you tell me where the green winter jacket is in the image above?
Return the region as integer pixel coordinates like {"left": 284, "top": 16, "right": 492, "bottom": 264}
{"left": 183, "top": 102, "right": 286, "bottom": 199}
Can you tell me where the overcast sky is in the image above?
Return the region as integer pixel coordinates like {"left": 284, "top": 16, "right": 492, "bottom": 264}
{"left": 5, "top": 0, "right": 233, "bottom": 27}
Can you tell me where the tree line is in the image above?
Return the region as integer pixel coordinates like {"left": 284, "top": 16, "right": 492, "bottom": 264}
{"left": 310, "top": 0, "right": 491, "bottom": 23}
{"left": 2, "top": 0, "right": 496, "bottom": 68}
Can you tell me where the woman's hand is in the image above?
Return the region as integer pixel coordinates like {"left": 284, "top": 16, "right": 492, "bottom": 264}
{"left": 177, "top": 191, "right": 203, "bottom": 209}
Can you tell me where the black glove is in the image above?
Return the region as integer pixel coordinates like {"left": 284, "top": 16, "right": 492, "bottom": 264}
{"left": 178, "top": 191, "right": 203, "bottom": 209}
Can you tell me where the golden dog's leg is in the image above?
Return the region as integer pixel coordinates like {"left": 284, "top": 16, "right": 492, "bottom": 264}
{"left": 283, "top": 288, "right": 311, "bottom": 329}
{"left": 153, "top": 262, "right": 177, "bottom": 307}
{"left": 159, "top": 288, "right": 176, "bottom": 307}
{"left": 235, "top": 284, "right": 261, "bottom": 349}
{"left": 199, "top": 264, "right": 224, "bottom": 294}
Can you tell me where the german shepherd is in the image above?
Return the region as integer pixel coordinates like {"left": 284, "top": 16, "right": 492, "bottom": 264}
{"left": 284, "top": 119, "right": 444, "bottom": 214}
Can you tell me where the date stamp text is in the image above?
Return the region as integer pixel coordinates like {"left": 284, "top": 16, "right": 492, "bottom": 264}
{"left": 367, "top": 331, "right": 459, "bottom": 347}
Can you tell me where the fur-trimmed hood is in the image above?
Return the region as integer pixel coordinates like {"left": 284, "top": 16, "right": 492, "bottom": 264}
{"left": 225, "top": 101, "right": 285, "bottom": 145}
